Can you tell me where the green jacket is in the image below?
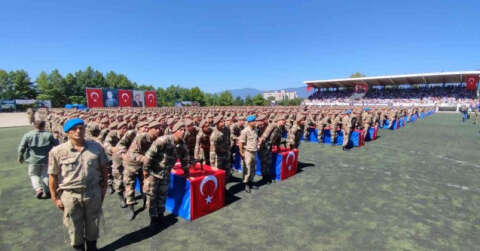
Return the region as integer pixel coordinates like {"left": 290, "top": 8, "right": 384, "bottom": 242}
{"left": 18, "top": 130, "right": 57, "bottom": 164}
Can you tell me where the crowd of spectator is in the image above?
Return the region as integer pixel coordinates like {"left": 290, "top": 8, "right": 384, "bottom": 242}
{"left": 306, "top": 85, "right": 477, "bottom": 106}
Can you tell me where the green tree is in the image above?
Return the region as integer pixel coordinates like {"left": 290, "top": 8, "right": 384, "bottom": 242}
{"left": 0, "top": 69, "right": 14, "bottom": 99}
{"left": 8, "top": 70, "right": 36, "bottom": 99}
{"left": 233, "top": 96, "right": 244, "bottom": 106}
{"left": 252, "top": 94, "right": 267, "bottom": 106}
{"left": 218, "top": 91, "right": 233, "bottom": 106}
{"left": 349, "top": 72, "right": 366, "bottom": 78}
{"left": 244, "top": 95, "right": 253, "bottom": 106}
{"left": 189, "top": 87, "right": 205, "bottom": 106}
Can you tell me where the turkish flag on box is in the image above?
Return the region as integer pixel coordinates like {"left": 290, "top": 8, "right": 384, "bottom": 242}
{"left": 272, "top": 147, "right": 299, "bottom": 181}
{"left": 166, "top": 163, "right": 225, "bottom": 221}
{"left": 118, "top": 90, "right": 132, "bottom": 107}
{"left": 144, "top": 91, "right": 157, "bottom": 107}
{"left": 86, "top": 88, "right": 104, "bottom": 108}
{"left": 466, "top": 75, "right": 479, "bottom": 91}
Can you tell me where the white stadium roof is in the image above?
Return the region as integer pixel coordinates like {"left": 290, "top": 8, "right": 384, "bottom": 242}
{"left": 304, "top": 71, "right": 480, "bottom": 88}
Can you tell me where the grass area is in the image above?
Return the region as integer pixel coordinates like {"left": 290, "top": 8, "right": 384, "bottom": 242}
{"left": 1, "top": 114, "right": 480, "bottom": 250}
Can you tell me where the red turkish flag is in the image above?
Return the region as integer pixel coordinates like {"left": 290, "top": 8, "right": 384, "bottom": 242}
{"left": 306, "top": 84, "right": 313, "bottom": 92}
{"left": 118, "top": 90, "right": 132, "bottom": 107}
{"left": 280, "top": 148, "right": 299, "bottom": 180}
{"left": 86, "top": 88, "right": 104, "bottom": 108}
{"left": 466, "top": 75, "right": 479, "bottom": 91}
{"left": 144, "top": 91, "right": 157, "bottom": 107}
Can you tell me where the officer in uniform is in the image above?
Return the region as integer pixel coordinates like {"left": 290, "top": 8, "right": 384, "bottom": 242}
{"left": 144, "top": 121, "right": 189, "bottom": 228}
{"left": 239, "top": 115, "right": 258, "bottom": 193}
{"left": 48, "top": 118, "right": 108, "bottom": 251}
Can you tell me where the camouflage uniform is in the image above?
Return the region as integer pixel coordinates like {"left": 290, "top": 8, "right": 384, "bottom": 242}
{"left": 210, "top": 125, "right": 232, "bottom": 180}
{"left": 104, "top": 129, "right": 123, "bottom": 192}
{"left": 123, "top": 133, "right": 154, "bottom": 206}
{"left": 144, "top": 135, "right": 190, "bottom": 218}
{"left": 258, "top": 123, "right": 276, "bottom": 180}
{"left": 287, "top": 122, "right": 303, "bottom": 149}
{"left": 194, "top": 128, "right": 212, "bottom": 165}
{"left": 183, "top": 126, "right": 198, "bottom": 161}
{"left": 342, "top": 114, "right": 352, "bottom": 147}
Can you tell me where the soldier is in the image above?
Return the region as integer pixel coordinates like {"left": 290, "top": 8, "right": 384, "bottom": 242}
{"left": 183, "top": 119, "right": 198, "bottom": 161}
{"left": 18, "top": 120, "right": 57, "bottom": 198}
{"left": 239, "top": 115, "right": 258, "bottom": 193}
{"left": 210, "top": 116, "right": 232, "bottom": 182}
{"left": 362, "top": 107, "right": 372, "bottom": 140}
{"left": 257, "top": 115, "right": 275, "bottom": 184}
{"left": 342, "top": 110, "right": 352, "bottom": 151}
{"left": 330, "top": 113, "right": 340, "bottom": 146}
{"left": 144, "top": 121, "right": 190, "bottom": 229}
{"left": 123, "top": 122, "right": 162, "bottom": 220}
{"left": 26, "top": 107, "right": 35, "bottom": 125}
{"left": 98, "top": 118, "right": 110, "bottom": 142}
{"left": 105, "top": 122, "right": 128, "bottom": 207}
{"left": 287, "top": 114, "right": 305, "bottom": 149}
{"left": 194, "top": 120, "right": 212, "bottom": 165}
{"left": 48, "top": 118, "right": 108, "bottom": 250}
{"left": 316, "top": 113, "right": 329, "bottom": 142}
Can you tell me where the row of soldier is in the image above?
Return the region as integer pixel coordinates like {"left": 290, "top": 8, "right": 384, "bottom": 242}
{"left": 37, "top": 105, "right": 430, "bottom": 250}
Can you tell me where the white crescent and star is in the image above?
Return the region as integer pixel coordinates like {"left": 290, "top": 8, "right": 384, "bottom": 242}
{"left": 285, "top": 151, "right": 296, "bottom": 171}
{"left": 147, "top": 93, "right": 154, "bottom": 103}
{"left": 200, "top": 175, "right": 218, "bottom": 204}
{"left": 90, "top": 92, "right": 99, "bottom": 102}
{"left": 121, "top": 93, "right": 130, "bottom": 102}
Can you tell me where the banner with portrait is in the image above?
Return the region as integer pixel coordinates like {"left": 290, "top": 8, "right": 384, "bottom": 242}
{"left": 103, "top": 88, "right": 118, "bottom": 107}
{"left": 132, "top": 90, "right": 145, "bottom": 107}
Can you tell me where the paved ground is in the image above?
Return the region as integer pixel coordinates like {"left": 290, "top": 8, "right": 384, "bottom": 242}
{"left": 0, "top": 112, "right": 29, "bottom": 128}
{"left": 1, "top": 113, "right": 479, "bottom": 250}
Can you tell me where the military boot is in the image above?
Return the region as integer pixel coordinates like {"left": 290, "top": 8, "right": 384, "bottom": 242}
{"left": 72, "top": 244, "right": 85, "bottom": 251}
{"left": 127, "top": 205, "right": 135, "bottom": 220}
{"left": 86, "top": 240, "right": 97, "bottom": 251}
{"left": 244, "top": 183, "right": 251, "bottom": 193}
{"left": 109, "top": 184, "right": 115, "bottom": 194}
{"left": 118, "top": 193, "right": 127, "bottom": 208}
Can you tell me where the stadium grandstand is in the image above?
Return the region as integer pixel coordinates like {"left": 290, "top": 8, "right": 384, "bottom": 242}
{"left": 304, "top": 71, "right": 480, "bottom": 111}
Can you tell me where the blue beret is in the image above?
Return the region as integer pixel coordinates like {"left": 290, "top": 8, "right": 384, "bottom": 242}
{"left": 246, "top": 115, "right": 256, "bottom": 122}
{"left": 345, "top": 109, "right": 352, "bottom": 114}
{"left": 64, "top": 118, "right": 85, "bottom": 133}
{"left": 364, "top": 107, "right": 370, "bottom": 112}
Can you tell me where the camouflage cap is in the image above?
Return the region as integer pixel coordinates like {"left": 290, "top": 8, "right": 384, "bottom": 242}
{"left": 117, "top": 121, "right": 127, "bottom": 129}
{"left": 172, "top": 121, "right": 185, "bottom": 132}
{"left": 100, "top": 118, "right": 109, "bottom": 124}
{"left": 213, "top": 116, "right": 223, "bottom": 125}
{"left": 147, "top": 121, "right": 162, "bottom": 129}
{"left": 109, "top": 122, "right": 118, "bottom": 130}
{"left": 184, "top": 119, "right": 194, "bottom": 127}
{"left": 199, "top": 119, "right": 209, "bottom": 128}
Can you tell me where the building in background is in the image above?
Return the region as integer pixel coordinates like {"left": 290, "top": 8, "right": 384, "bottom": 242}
{"left": 263, "top": 90, "right": 297, "bottom": 102}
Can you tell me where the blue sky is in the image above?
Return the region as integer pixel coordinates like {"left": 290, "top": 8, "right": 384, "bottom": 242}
{"left": 1, "top": 0, "right": 479, "bottom": 93}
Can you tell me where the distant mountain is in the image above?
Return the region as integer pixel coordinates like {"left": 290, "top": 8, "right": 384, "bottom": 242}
{"left": 222, "top": 86, "right": 310, "bottom": 99}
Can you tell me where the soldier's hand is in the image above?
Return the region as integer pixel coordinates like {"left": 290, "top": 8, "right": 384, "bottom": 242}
{"left": 18, "top": 156, "right": 23, "bottom": 164}
{"left": 55, "top": 199, "right": 64, "bottom": 211}
{"left": 143, "top": 170, "right": 149, "bottom": 178}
